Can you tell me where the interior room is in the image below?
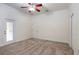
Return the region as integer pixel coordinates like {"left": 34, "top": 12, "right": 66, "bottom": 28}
{"left": 0, "top": 3, "right": 79, "bottom": 55}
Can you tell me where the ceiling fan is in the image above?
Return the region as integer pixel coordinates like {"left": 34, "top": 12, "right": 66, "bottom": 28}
{"left": 21, "top": 3, "right": 43, "bottom": 12}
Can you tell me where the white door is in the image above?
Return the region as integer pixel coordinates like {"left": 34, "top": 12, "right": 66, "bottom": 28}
{"left": 0, "top": 19, "right": 14, "bottom": 45}
{"left": 0, "top": 19, "right": 6, "bottom": 44}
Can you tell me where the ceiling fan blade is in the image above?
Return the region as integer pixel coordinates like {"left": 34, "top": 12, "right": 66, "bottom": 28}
{"left": 35, "top": 8, "right": 40, "bottom": 12}
{"left": 36, "top": 4, "right": 42, "bottom": 7}
{"left": 21, "top": 7, "right": 28, "bottom": 8}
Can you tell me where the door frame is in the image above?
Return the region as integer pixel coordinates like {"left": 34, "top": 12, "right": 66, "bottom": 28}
{"left": 6, "top": 18, "right": 15, "bottom": 42}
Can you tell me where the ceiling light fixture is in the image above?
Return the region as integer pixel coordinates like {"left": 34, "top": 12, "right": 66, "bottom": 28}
{"left": 28, "top": 7, "right": 35, "bottom": 12}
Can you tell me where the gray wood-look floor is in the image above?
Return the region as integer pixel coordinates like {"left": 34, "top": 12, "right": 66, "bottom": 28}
{"left": 0, "top": 38, "right": 74, "bottom": 55}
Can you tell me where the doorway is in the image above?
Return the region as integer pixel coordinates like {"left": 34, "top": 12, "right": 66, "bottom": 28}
{"left": 6, "top": 20, "right": 14, "bottom": 42}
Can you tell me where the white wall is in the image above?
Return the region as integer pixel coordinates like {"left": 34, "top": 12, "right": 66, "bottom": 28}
{"left": 0, "top": 4, "right": 32, "bottom": 46}
{"left": 32, "top": 9, "right": 70, "bottom": 43}
{"left": 70, "top": 4, "right": 79, "bottom": 55}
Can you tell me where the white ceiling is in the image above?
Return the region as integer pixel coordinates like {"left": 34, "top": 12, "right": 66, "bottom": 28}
{"left": 43, "top": 3, "right": 70, "bottom": 11}
{"left": 5, "top": 3, "right": 70, "bottom": 15}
